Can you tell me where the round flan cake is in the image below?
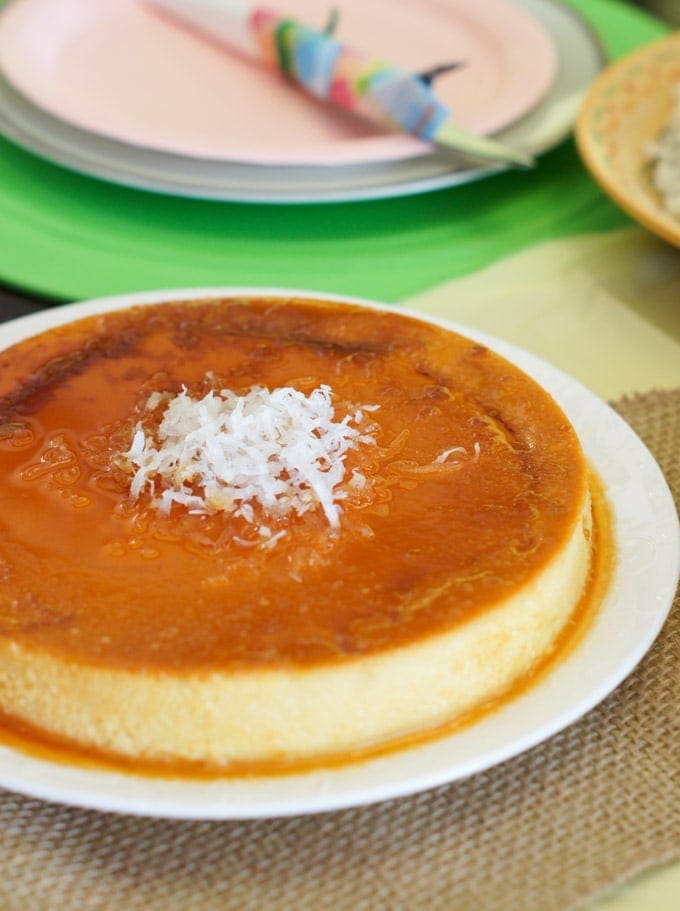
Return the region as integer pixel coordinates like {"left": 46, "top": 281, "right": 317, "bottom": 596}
{"left": 0, "top": 297, "right": 593, "bottom": 771}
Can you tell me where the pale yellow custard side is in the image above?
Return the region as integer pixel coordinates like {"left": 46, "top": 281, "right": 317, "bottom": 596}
{"left": 0, "top": 488, "right": 591, "bottom": 766}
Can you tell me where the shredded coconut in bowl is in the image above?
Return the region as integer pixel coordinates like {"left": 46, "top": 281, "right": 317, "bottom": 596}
{"left": 648, "top": 82, "right": 680, "bottom": 218}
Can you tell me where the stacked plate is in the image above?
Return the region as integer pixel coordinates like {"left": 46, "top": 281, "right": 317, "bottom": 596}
{"left": 0, "top": 0, "right": 605, "bottom": 203}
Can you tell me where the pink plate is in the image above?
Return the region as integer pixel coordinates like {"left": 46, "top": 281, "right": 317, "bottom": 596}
{"left": 0, "top": 0, "right": 557, "bottom": 165}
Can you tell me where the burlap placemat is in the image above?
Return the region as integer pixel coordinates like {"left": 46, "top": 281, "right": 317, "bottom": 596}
{"left": 0, "top": 389, "right": 678, "bottom": 911}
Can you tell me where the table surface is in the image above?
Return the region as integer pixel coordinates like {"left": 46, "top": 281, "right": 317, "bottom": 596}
{"left": 0, "top": 0, "right": 678, "bottom": 909}
{"left": 0, "top": 286, "right": 46, "bottom": 320}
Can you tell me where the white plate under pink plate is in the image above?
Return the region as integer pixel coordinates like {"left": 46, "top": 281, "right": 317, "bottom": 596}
{"left": 0, "top": 0, "right": 557, "bottom": 165}
{"left": 0, "top": 289, "right": 677, "bottom": 819}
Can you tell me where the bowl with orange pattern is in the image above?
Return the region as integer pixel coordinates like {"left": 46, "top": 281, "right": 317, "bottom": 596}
{"left": 576, "top": 32, "right": 680, "bottom": 249}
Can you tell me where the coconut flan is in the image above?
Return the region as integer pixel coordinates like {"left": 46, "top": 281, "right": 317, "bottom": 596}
{"left": 0, "top": 297, "right": 593, "bottom": 770}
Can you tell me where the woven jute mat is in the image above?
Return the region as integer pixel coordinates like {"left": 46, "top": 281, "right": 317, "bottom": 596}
{"left": 0, "top": 389, "right": 678, "bottom": 911}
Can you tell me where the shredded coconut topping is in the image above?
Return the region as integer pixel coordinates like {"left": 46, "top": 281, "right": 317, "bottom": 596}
{"left": 121, "top": 384, "right": 376, "bottom": 528}
{"left": 435, "top": 442, "right": 481, "bottom": 464}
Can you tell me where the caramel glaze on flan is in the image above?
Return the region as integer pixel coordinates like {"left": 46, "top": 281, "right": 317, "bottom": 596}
{"left": 0, "top": 297, "right": 596, "bottom": 771}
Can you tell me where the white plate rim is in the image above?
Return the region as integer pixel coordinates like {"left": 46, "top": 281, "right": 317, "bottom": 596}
{"left": 0, "top": 0, "right": 606, "bottom": 202}
{"left": 0, "top": 287, "right": 677, "bottom": 819}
